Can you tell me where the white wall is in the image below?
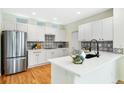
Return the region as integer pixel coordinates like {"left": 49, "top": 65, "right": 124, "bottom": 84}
{"left": 65, "top": 9, "right": 113, "bottom": 53}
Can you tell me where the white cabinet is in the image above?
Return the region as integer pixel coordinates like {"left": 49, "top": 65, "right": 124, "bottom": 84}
{"left": 16, "top": 23, "right": 28, "bottom": 32}
{"left": 45, "top": 25, "right": 67, "bottom": 41}
{"left": 78, "top": 23, "right": 92, "bottom": 41}
{"left": 45, "top": 25, "right": 56, "bottom": 35}
{"left": 46, "top": 48, "right": 69, "bottom": 60}
{"left": 27, "top": 24, "right": 37, "bottom": 41}
{"left": 28, "top": 50, "right": 37, "bottom": 67}
{"left": 27, "top": 24, "right": 45, "bottom": 41}
{"left": 36, "top": 25, "right": 45, "bottom": 41}
{"left": 55, "top": 29, "right": 67, "bottom": 41}
{"left": 63, "top": 48, "right": 69, "bottom": 56}
{"left": 59, "top": 48, "right": 69, "bottom": 56}
{"left": 78, "top": 25, "right": 85, "bottom": 41}
{"left": 37, "top": 50, "right": 46, "bottom": 64}
{"left": 3, "top": 23, "right": 29, "bottom": 32}
{"left": 28, "top": 48, "right": 69, "bottom": 68}
{"left": 78, "top": 17, "right": 113, "bottom": 41}
{"left": 46, "top": 49, "right": 57, "bottom": 60}
{"left": 84, "top": 23, "right": 92, "bottom": 41}
{"left": 91, "top": 20, "right": 102, "bottom": 40}
{"left": 28, "top": 50, "right": 46, "bottom": 68}
{"left": 113, "top": 8, "right": 124, "bottom": 48}
{"left": 102, "top": 17, "right": 113, "bottom": 41}
{"left": 3, "top": 23, "right": 16, "bottom": 30}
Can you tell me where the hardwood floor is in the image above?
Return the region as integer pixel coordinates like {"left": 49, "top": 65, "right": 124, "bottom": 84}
{"left": 0, "top": 64, "right": 123, "bottom": 84}
{"left": 0, "top": 64, "right": 51, "bottom": 84}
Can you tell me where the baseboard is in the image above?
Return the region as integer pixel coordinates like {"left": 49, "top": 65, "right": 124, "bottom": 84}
{"left": 28, "top": 62, "right": 50, "bottom": 68}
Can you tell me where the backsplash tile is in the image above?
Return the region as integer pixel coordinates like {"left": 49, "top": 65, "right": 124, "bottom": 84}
{"left": 27, "top": 41, "right": 69, "bottom": 50}
{"left": 113, "top": 48, "right": 124, "bottom": 54}
{"left": 81, "top": 41, "right": 113, "bottom": 52}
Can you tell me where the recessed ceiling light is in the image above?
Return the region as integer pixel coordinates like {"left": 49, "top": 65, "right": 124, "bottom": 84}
{"left": 77, "top": 12, "right": 81, "bottom": 14}
{"left": 32, "top": 12, "right": 36, "bottom": 15}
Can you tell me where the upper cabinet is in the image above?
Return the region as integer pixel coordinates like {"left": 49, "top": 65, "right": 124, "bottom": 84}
{"left": 55, "top": 29, "right": 67, "bottom": 42}
{"left": 1, "top": 13, "right": 67, "bottom": 42}
{"left": 113, "top": 9, "right": 124, "bottom": 48}
{"left": 92, "top": 20, "right": 102, "bottom": 40}
{"left": 102, "top": 17, "right": 113, "bottom": 41}
{"left": 36, "top": 25, "right": 45, "bottom": 41}
{"left": 16, "top": 23, "right": 28, "bottom": 32}
{"left": 2, "top": 23, "right": 16, "bottom": 30}
{"left": 78, "top": 23, "right": 92, "bottom": 41}
{"left": 27, "top": 24, "right": 45, "bottom": 41}
{"left": 45, "top": 25, "right": 67, "bottom": 42}
{"left": 78, "top": 17, "right": 113, "bottom": 41}
{"left": 45, "top": 25, "right": 56, "bottom": 35}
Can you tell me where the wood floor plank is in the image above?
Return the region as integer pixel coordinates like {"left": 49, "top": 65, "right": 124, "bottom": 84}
{"left": 0, "top": 64, "right": 51, "bottom": 84}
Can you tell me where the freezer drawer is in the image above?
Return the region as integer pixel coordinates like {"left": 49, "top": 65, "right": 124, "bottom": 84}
{"left": 4, "top": 57, "right": 27, "bottom": 75}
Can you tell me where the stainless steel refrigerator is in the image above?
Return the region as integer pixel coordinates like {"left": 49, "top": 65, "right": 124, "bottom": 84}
{"left": 1, "top": 30, "right": 27, "bottom": 75}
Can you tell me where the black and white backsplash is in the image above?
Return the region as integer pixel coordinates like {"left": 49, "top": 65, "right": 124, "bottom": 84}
{"left": 81, "top": 41, "right": 113, "bottom": 52}
{"left": 27, "top": 41, "right": 69, "bottom": 49}
{"left": 81, "top": 41, "right": 124, "bottom": 54}
{"left": 113, "top": 48, "right": 124, "bottom": 54}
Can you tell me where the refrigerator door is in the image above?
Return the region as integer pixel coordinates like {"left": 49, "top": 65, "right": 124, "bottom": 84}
{"left": 16, "top": 32, "right": 27, "bottom": 57}
{"left": 4, "top": 57, "right": 27, "bottom": 75}
{"left": 2, "top": 31, "right": 16, "bottom": 58}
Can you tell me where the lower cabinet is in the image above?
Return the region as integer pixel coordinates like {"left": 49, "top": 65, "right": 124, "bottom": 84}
{"left": 28, "top": 49, "right": 46, "bottom": 68}
{"left": 28, "top": 48, "right": 69, "bottom": 68}
{"left": 46, "top": 48, "right": 69, "bottom": 60}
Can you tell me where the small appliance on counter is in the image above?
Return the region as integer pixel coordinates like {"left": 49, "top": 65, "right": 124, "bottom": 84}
{"left": 1, "top": 30, "right": 28, "bottom": 75}
{"left": 32, "top": 43, "right": 42, "bottom": 49}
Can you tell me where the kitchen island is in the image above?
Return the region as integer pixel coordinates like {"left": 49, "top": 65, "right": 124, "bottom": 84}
{"left": 48, "top": 52, "right": 124, "bottom": 84}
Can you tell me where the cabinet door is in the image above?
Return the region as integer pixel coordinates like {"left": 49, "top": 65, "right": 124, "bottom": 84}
{"left": 37, "top": 50, "right": 46, "bottom": 64}
{"left": 63, "top": 48, "right": 69, "bottom": 56}
{"left": 113, "top": 9, "right": 124, "bottom": 48}
{"left": 27, "top": 24, "right": 37, "bottom": 41}
{"left": 55, "top": 29, "right": 67, "bottom": 41}
{"left": 36, "top": 25, "right": 45, "bottom": 41}
{"left": 16, "top": 23, "right": 28, "bottom": 32}
{"left": 3, "top": 23, "right": 16, "bottom": 30}
{"left": 60, "top": 30, "right": 67, "bottom": 41}
{"left": 78, "top": 23, "right": 92, "bottom": 41}
{"left": 102, "top": 17, "right": 113, "bottom": 41}
{"left": 91, "top": 20, "right": 102, "bottom": 41}
{"left": 28, "top": 52, "right": 37, "bottom": 67}
{"left": 46, "top": 50, "right": 53, "bottom": 60}
{"left": 84, "top": 23, "right": 92, "bottom": 41}
{"left": 78, "top": 25, "right": 86, "bottom": 41}
{"left": 45, "top": 26, "right": 56, "bottom": 35}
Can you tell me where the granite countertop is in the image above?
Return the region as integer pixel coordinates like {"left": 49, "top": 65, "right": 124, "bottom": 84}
{"left": 48, "top": 51, "right": 124, "bottom": 77}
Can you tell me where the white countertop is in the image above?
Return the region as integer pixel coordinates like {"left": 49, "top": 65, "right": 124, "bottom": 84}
{"left": 28, "top": 48, "right": 68, "bottom": 51}
{"left": 48, "top": 52, "right": 124, "bottom": 77}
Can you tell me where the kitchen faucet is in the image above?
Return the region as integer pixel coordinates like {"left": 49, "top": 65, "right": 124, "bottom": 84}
{"left": 89, "top": 39, "right": 99, "bottom": 57}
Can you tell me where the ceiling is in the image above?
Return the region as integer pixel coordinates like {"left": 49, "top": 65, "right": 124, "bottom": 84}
{"left": 2, "top": 8, "right": 110, "bottom": 25}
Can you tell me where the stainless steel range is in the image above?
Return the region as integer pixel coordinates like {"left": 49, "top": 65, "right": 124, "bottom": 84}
{"left": 1, "top": 30, "right": 28, "bottom": 75}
